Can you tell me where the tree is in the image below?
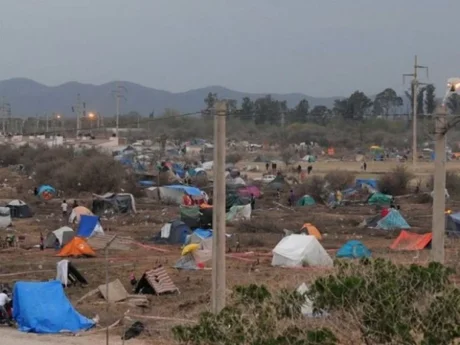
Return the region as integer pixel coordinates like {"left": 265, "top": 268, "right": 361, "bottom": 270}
{"left": 446, "top": 93, "right": 460, "bottom": 115}
{"left": 333, "top": 91, "right": 372, "bottom": 121}
{"left": 204, "top": 92, "right": 218, "bottom": 110}
{"left": 290, "top": 99, "right": 309, "bottom": 123}
{"left": 417, "top": 86, "right": 426, "bottom": 115}
{"left": 254, "top": 95, "right": 281, "bottom": 125}
{"left": 280, "top": 147, "right": 296, "bottom": 166}
{"left": 226, "top": 99, "right": 237, "bottom": 114}
{"left": 373, "top": 88, "right": 403, "bottom": 117}
{"left": 425, "top": 84, "right": 437, "bottom": 114}
{"left": 310, "top": 105, "right": 331, "bottom": 124}
{"left": 239, "top": 97, "right": 254, "bottom": 121}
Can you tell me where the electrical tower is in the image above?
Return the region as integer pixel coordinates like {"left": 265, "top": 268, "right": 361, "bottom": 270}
{"left": 71, "top": 94, "right": 86, "bottom": 138}
{"left": 403, "top": 55, "right": 429, "bottom": 168}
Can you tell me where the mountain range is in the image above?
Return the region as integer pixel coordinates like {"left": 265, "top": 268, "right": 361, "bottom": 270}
{"left": 0, "top": 78, "right": 340, "bottom": 117}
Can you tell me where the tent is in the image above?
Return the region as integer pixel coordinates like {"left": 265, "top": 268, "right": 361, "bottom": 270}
{"left": 57, "top": 237, "right": 96, "bottom": 257}
{"left": 237, "top": 185, "right": 261, "bottom": 198}
{"left": 76, "top": 215, "right": 104, "bottom": 238}
{"left": 336, "top": 240, "right": 371, "bottom": 259}
{"left": 44, "top": 226, "right": 75, "bottom": 248}
{"left": 92, "top": 193, "right": 136, "bottom": 214}
{"left": 299, "top": 223, "right": 322, "bottom": 240}
{"left": 226, "top": 204, "right": 252, "bottom": 221}
{"left": 180, "top": 205, "right": 201, "bottom": 228}
{"left": 156, "top": 220, "right": 191, "bottom": 245}
{"left": 227, "top": 176, "right": 246, "bottom": 186}
{"left": 0, "top": 207, "right": 12, "bottom": 229}
{"left": 6, "top": 200, "right": 32, "bottom": 218}
{"left": 37, "top": 185, "right": 56, "bottom": 201}
{"left": 356, "top": 178, "right": 378, "bottom": 190}
{"left": 69, "top": 206, "right": 93, "bottom": 224}
{"left": 266, "top": 175, "right": 290, "bottom": 190}
{"left": 377, "top": 209, "right": 410, "bottom": 230}
{"left": 390, "top": 230, "right": 432, "bottom": 251}
{"left": 297, "top": 195, "right": 316, "bottom": 206}
{"left": 446, "top": 212, "right": 460, "bottom": 234}
{"left": 189, "top": 228, "right": 213, "bottom": 244}
{"left": 146, "top": 186, "right": 204, "bottom": 205}
{"left": 272, "top": 235, "right": 333, "bottom": 267}
{"left": 368, "top": 193, "right": 393, "bottom": 206}
{"left": 13, "top": 280, "right": 94, "bottom": 334}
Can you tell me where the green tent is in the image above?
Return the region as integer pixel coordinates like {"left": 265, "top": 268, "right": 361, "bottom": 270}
{"left": 368, "top": 192, "right": 393, "bottom": 206}
{"left": 296, "top": 195, "right": 316, "bottom": 206}
{"left": 266, "top": 175, "right": 290, "bottom": 190}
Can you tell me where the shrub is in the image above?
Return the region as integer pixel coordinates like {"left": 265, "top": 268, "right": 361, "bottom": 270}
{"left": 324, "top": 170, "right": 355, "bottom": 191}
{"left": 294, "top": 176, "right": 326, "bottom": 202}
{"left": 226, "top": 152, "right": 243, "bottom": 164}
{"left": 379, "top": 165, "right": 414, "bottom": 195}
{"left": 280, "top": 148, "right": 297, "bottom": 166}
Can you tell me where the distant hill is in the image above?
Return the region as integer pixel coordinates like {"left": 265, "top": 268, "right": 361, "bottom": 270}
{"left": 0, "top": 78, "right": 340, "bottom": 117}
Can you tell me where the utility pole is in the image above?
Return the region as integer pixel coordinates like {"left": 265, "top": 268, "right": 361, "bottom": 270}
{"left": 45, "top": 113, "right": 49, "bottom": 134}
{"left": 211, "top": 100, "right": 227, "bottom": 314}
{"left": 72, "top": 94, "right": 85, "bottom": 138}
{"left": 432, "top": 105, "right": 447, "bottom": 263}
{"left": 403, "top": 55, "right": 428, "bottom": 169}
{"left": 112, "top": 83, "right": 127, "bottom": 145}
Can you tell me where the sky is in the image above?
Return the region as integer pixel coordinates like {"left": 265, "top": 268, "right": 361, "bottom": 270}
{"left": 0, "top": 0, "right": 459, "bottom": 97}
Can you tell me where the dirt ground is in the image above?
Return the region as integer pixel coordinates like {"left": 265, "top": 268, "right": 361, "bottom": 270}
{"left": 1, "top": 160, "right": 460, "bottom": 344}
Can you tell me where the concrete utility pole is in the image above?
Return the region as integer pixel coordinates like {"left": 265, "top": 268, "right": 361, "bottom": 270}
{"left": 403, "top": 55, "right": 428, "bottom": 169}
{"left": 112, "top": 83, "right": 127, "bottom": 145}
{"left": 211, "top": 100, "right": 227, "bottom": 314}
{"left": 72, "top": 94, "right": 85, "bottom": 138}
{"left": 432, "top": 105, "right": 447, "bottom": 263}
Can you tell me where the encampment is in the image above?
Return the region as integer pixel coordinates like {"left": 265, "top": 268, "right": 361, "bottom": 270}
{"left": 13, "top": 280, "right": 94, "bottom": 333}
{"left": 44, "top": 226, "right": 75, "bottom": 248}
{"left": 6, "top": 200, "right": 32, "bottom": 218}
{"left": 271, "top": 235, "right": 333, "bottom": 267}
{"left": 92, "top": 193, "right": 136, "bottom": 214}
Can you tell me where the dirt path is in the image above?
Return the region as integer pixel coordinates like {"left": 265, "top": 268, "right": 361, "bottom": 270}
{"left": 0, "top": 328, "right": 150, "bottom": 345}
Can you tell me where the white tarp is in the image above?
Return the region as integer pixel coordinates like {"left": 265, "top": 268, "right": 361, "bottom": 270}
{"left": 146, "top": 186, "right": 204, "bottom": 205}
{"left": 271, "top": 235, "right": 333, "bottom": 267}
{"left": 160, "top": 223, "right": 172, "bottom": 238}
{"left": 202, "top": 161, "right": 213, "bottom": 170}
{"left": 226, "top": 204, "right": 252, "bottom": 221}
{"left": 0, "top": 207, "right": 12, "bottom": 229}
{"left": 56, "top": 259, "right": 69, "bottom": 287}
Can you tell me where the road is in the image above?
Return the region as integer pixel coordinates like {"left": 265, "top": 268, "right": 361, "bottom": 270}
{"left": 0, "top": 328, "right": 148, "bottom": 345}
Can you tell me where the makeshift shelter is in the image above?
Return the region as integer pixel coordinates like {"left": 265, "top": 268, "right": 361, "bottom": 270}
{"left": 0, "top": 207, "right": 12, "bottom": 229}
{"left": 92, "top": 193, "right": 136, "bottom": 214}
{"left": 76, "top": 215, "right": 104, "bottom": 238}
{"left": 57, "top": 237, "right": 96, "bottom": 258}
{"left": 368, "top": 193, "right": 393, "bottom": 206}
{"left": 377, "top": 209, "right": 410, "bottom": 230}
{"left": 6, "top": 200, "right": 32, "bottom": 218}
{"left": 189, "top": 228, "right": 213, "bottom": 244}
{"left": 69, "top": 206, "right": 93, "bottom": 224}
{"left": 13, "top": 280, "right": 94, "bottom": 334}
{"left": 227, "top": 176, "right": 246, "bottom": 186}
{"left": 356, "top": 178, "right": 378, "bottom": 190}
{"left": 446, "top": 212, "right": 460, "bottom": 234}
{"left": 296, "top": 195, "right": 316, "bottom": 206}
{"left": 146, "top": 185, "right": 204, "bottom": 205}
{"left": 44, "top": 226, "right": 75, "bottom": 248}
{"left": 390, "top": 230, "right": 432, "bottom": 251}
{"left": 37, "top": 184, "right": 56, "bottom": 201}
{"left": 180, "top": 205, "right": 201, "bottom": 228}
{"left": 56, "top": 260, "right": 88, "bottom": 287}
{"left": 175, "top": 239, "right": 213, "bottom": 270}
{"left": 237, "top": 185, "right": 261, "bottom": 198}
{"left": 266, "top": 175, "right": 290, "bottom": 190}
{"left": 226, "top": 204, "right": 252, "bottom": 221}
{"left": 299, "top": 223, "right": 322, "bottom": 240}
{"left": 134, "top": 267, "right": 179, "bottom": 295}
{"left": 336, "top": 240, "right": 371, "bottom": 259}
{"left": 155, "top": 220, "right": 191, "bottom": 245}
{"left": 272, "top": 235, "right": 333, "bottom": 267}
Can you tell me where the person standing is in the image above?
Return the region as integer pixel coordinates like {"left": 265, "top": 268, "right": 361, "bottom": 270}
{"left": 250, "top": 194, "right": 256, "bottom": 210}
{"left": 363, "top": 161, "right": 367, "bottom": 171}
{"left": 39, "top": 232, "right": 44, "bottom": 251}
{"left": 0, "top": 290, "right": 12, "bottom": 325}
{"left": 307, "top": 165, "right": 313, "bottom": 175}
{"left": 265, "top": 162, "right": 269, "bottom": 171}
{"left": 61, "top": 200, "right": 68, "bottom": 218}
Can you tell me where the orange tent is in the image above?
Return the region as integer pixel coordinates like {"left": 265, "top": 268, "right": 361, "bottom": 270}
{"left": 57, "top": 237, "right": 96, "bottom": 257}
{"left": 390, "top": 230, "right": 432, "bottom": 251}
{"left": 300, "top": 223, "right": 322, "bottom": 240}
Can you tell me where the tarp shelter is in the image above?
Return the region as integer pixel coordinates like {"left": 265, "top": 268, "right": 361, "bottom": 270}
{"left": 0, "top": 207, "right": 12, "bottom": 229}
{"left": 156, "top": 220, "right": 191, "bottom": 245}
{"left": 134, "top": 267, "right": 179, "bottom": 295}
{"left": 377, "top": 209, "right": 410, "bottom": 230}
{"left": 146, "top": 185, "right": 204, "bottom": 205}
{"left": 57, "top": 237, "right": 96, "bottom": 258}
{"left": 237, "top": 185, "right": 261, "bottom": 198}
{"left": 6, "top": 200, "right": 32, "bottom": 218}
{"left": 44, "top": 226, "right": 75, "bottom": 248}
{"left": 356, "top": 178, "right": 378, "bottom": 190}
{"left": 446, "top": 212, "right": 460, "bottom": 234}
{"left": 226, "top": 204, "right": 252, "bottom": 221}
{"left": 13, "top": 280, "right": 94, "bottom": 334}
{"left": 266, "top": 175, "right": 290, "bottom": 190}
{"left": 76, "top": 215, "right": 104, "bottom": 238}
{"left": 272, "top": 235, "right": 333, "bottom": 267}
{"left": 37, "top": 184, "right": 56, "bottom": 201}
{"left": 297, "top": 195, "right": 316, "bottom": 206}
{"left": 300, "top": 223, "right": 322, "bottom": 240}
{"left": 368, "top": 193, "right": 393, "bottom": 206}
{"left": 390, "top": 230, "right": 432, "bottom": 251}
{"left": 92, "top": 193, "right": 136, "bottom": 214}
{"left": 69, "top": 206, "right": 93, "bottom": 224}
{"left": 56, "top": 260, "right": 88, "bottom": 287}
{"left": 336, "top": 240, "right": 371, "bottom": 259}
{"left": 180, "top": 205, "right": 201, "bottom": 228}
{"left": 189, "top": 228, "right": 213, "bottom": 244}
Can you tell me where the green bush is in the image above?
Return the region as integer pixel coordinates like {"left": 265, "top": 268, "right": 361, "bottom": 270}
{"left": 379, "top": 165, "right": 414, "bottom": 195}
{"left": 324, "top": 170, "right": 355, "bottom": 191}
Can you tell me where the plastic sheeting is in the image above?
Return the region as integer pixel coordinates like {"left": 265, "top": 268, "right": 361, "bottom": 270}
{"left": 226, "top": 204, "right": 252, "bottom": 221}
{"left": 0, "top": 206, "right": 12, "bottom": 229}
{"left": 76, "top": 215, "right": 104, "bottom": 238}
{"left": 377, "top": 209, "right": 410, "bottom": 230}
{"left": 13, "top": 280, "right": 94, "bottom": 334}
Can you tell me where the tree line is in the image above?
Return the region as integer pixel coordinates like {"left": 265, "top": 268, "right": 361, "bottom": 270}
{"left": 203, "top": 85, "right": 460, "bottom": 125}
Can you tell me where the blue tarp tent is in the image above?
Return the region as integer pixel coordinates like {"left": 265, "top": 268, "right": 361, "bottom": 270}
{"left": 76, "top": 215, "right": 101, "bottom": 238}
{"left": 37, "top": 185, "right": 56, "bottom": 201}
{"left": 336, "top": 240, "right": 371, "bottom": 259}
{"left": 166, "top": 185, "right": 202, "bottom": 196}
{"left": 356, "top": 179, "right": 378, "bottom": 189}
{"left": 377, "top": 209, "right": 410, "bottom": 230}
{"left": 192, "top": 228, "right": 213, "bottom": 240}
{"left": 13, "top": 280, "right": 94, "bottom": 334}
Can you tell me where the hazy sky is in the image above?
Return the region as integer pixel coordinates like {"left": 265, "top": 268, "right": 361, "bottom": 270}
{"left": 0, "top": 0, "right": 459, "bottom": 97}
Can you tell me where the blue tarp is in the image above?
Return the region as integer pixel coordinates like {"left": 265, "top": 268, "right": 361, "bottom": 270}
{"left": 172, "top": 163, "right": 186, "bottom": 178}
{"left": 377, "top": 209, "right": 410, "bottom": 230}
{"left": 166, "top": 185, "right": 202, "bottom": 196}
{"left": 336, "top": 240, "right": 371, "bottom": 259}
{"left": 13, "top": 280, "right": 94, "bottom": 334}
{"left": 77, "top": 215, "right": 99, "bottom": 238}
{"left": 193, "top": 228, "right": 213, "bottom": 239}
{"left": 139, "top": 180, "right": 155, "bottom": 187}
{"left": 37, "top": 185, "right": 56, "bottom": 200}
{"left": 356, "top": 179, "right": 378, "bottom": 189}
